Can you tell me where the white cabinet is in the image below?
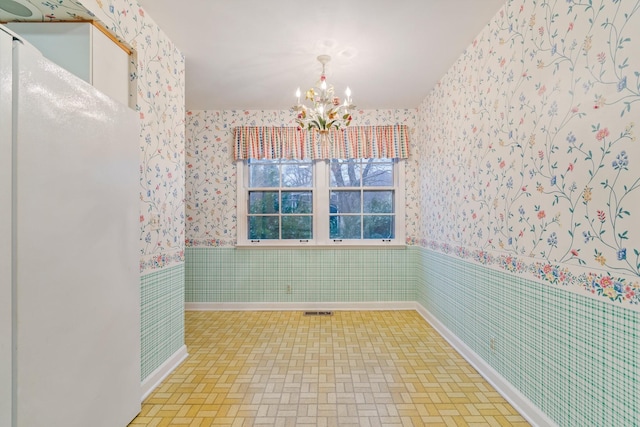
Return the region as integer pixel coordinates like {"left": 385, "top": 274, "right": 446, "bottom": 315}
{"left": 6, "top": 22, "right": 130, "bottom": 106}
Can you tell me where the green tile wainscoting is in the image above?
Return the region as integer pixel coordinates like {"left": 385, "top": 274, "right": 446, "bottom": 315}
{"left": 185, "top": 247, "right": 415, "bottom": 304}
{"left": 416, "top": 247, "right": 639, "bottom": 427}
{"left": 140, "top": 264, "right": 185, "bottom": 382}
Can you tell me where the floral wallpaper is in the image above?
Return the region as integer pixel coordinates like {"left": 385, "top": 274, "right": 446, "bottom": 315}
{"left": 185, "top": 109, "right": 420, "bottom": 247}
{"left": 2, "top": 0, "right": 186, "bottom": 272}
{"left": 3, "top": 0, "right": 186, "bottom": 272}
{"left": 419, "top": 0, "right": 640, "bottom": 307}
{"left": 84, "top": 0, "right": 186, "bottom": 272}
{"left": 0, "top": 0, "right": 95, "bottom": 21}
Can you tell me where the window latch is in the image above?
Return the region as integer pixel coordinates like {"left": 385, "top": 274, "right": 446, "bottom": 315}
{"left": 333, "top": 239, "right": 343, "bottom": 243}
{"left": 299, "top": 239, "right": 309, "bottom": 243}
{"left": 382, "top": 239, "right": 392, "bottom": 242}
{"left": 251, "top": 239, "right": 261, "bottom": 243}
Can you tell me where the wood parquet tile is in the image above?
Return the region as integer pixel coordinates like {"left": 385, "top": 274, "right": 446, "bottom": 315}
{"left": 129, "top": 311, "right": 529, "bottom": 426}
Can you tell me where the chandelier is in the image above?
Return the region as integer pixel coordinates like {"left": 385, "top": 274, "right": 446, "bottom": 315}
{"left": 293, "top": 55, "right": 355, "bottom": 135}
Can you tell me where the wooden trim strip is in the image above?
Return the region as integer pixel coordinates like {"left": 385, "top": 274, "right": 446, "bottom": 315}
{"left": 90, "top": 21, "right": 132, "bottom": 56}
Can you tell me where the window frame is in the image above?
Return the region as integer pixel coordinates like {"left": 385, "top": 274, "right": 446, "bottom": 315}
{"left": 236, "top": 158, "right": 405, "bottom": 247}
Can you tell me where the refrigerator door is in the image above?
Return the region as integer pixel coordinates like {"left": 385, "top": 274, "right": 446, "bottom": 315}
{"left": 13, "top": 36, "right": 141, "bottom": 426}
{"left": 0, "top": 26, "right": 14, "bottom": 427}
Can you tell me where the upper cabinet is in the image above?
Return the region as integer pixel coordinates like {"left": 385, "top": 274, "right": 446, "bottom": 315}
{"left": 6, "top": 22, "right": 130, "bottom": 107}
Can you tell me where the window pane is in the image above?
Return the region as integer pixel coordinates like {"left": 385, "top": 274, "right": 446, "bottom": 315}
{"left": 282, "top": 191, "right": 312, "bottom": 214}
{"left": 330, "top": 191, "right": 360, "bottom": 213}
{"left": 330, "top": 216, "right": 361, "bottom": 239}
{"left": 249, "top": 191, "right": 279, "bottom": 214}
{"left": 362, "top": 159, "right": 393, "bottom": 187}
{"left": 248, "top": 216, "right": 280, "bottom": 239}
{"left": 249, "top": 161, "right": 279, "bottom": 187}
{"left": 363, "top": 191, "right": 394, "bottom": 213}
{"left": 282, "top": 216, "right": 312, "bottom": 239}
{"left": 282, "top": 162, "right": 312, "bottom": 187}
{"left": 330, "top": 159, "right": 361, "bottom": 187}
{"left": 363, "top": 216, "right": 394, "bottom": 239}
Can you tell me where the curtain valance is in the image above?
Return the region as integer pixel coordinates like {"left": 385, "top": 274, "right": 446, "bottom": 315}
{"left": 233, "top": 125, "right": 410, "bottom": 160}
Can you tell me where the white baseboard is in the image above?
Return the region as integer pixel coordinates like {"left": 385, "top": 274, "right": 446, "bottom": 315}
{"left": 185, "top": 301, "right": 416, "bottom": 311}
{"left": 140, "top": 344, "right": 188, "bottom": 402}
{"left": 415, "top": 304, "right": 557, "bottom": 427}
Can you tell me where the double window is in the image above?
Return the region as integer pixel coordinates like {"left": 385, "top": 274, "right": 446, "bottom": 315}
{"left": 237, "top": 158, "right": 405, "bottom": 246}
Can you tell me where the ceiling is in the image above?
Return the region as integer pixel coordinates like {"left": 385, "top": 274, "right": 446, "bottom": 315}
{"left": 136, "top": 0, "right": 506, "bottom": 111}
{"left": 0, "top": 0, "right": 506, "bottom": 111}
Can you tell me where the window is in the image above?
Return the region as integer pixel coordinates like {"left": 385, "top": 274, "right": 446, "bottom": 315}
{"left": 329, "top": 159, "right": 396, "bottom": 240}
{"left": 246, "top": 159, "right": 314, "bottom": 241}
{"left": 237, "top": 158, "right": 405, "bottom": 246}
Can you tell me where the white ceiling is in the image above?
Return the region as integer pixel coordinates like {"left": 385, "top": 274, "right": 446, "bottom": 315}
{"left": 136, "top": 0, "right": 506, "bottom": 111}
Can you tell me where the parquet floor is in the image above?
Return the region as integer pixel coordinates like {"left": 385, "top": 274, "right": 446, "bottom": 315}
{"left": 129, "top": 310, "right": 529, "bottom": 426}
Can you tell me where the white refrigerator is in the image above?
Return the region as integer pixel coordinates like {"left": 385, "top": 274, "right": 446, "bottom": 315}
{"left": 1, "top": 25, "right": 141, "bottom": 427}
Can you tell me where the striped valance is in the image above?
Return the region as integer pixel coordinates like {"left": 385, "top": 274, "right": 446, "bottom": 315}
{"left": 233, "top": 125, "right": 410, "bottom": 160}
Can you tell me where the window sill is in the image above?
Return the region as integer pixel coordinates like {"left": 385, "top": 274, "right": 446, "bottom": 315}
{"left": 235, "top": 244, "right": 407, "bottom": 250}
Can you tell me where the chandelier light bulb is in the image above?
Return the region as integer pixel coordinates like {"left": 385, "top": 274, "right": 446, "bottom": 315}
{"left": 295, "top": 88, "right": 301, "bottom": 104}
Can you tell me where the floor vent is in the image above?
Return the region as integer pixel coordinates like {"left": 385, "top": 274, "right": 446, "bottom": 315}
{"left": 303, "top": 311, "right": 333, "bottom": 316}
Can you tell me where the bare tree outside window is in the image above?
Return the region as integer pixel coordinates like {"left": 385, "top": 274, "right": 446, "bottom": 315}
{"left": 330, "top": 159, "right": 395, "bottom": 239}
